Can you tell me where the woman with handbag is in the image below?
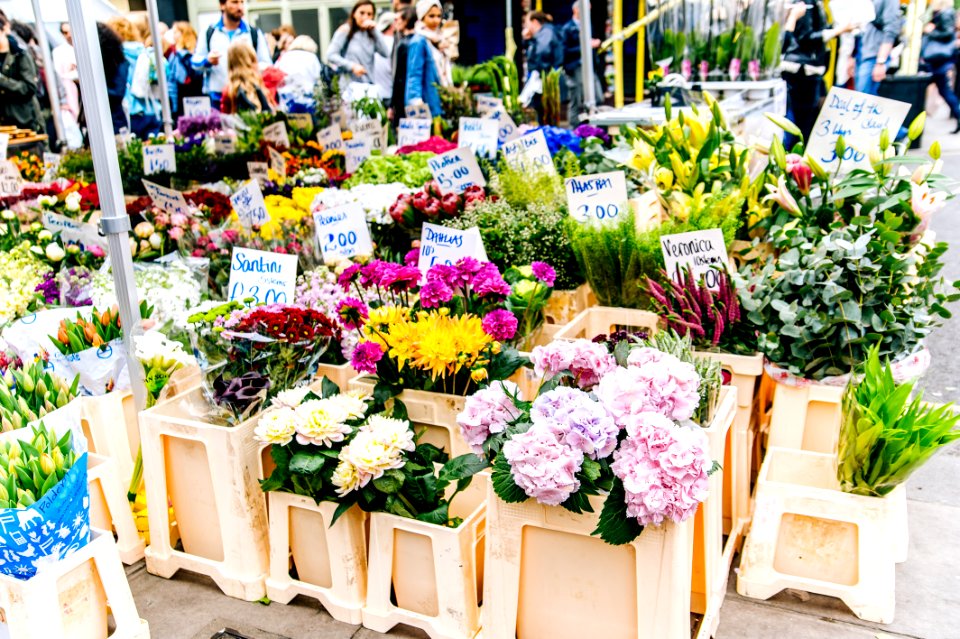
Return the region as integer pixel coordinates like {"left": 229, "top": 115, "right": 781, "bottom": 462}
{"left": 924, "top": 0, "right": 960, "bottom": 133}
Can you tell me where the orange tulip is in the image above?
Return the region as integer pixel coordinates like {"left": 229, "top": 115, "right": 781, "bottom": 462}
{"left": 83, "top": 323, "right": 98, "bottom": 344}
{"left": 56, "top": 324, "right": 69, "bottom": 344}
{"left": 91, "top": 335, "right": 104, "bottom": 348}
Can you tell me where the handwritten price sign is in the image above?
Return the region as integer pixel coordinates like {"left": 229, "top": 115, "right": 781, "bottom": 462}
{"left": 230, "top": 180, "right": 270, "bottom": 228}
{"left": 316, "top": 124, "right": 343, "bottom": 151}
{"left": 418, "top": 223, "right": 487, "bottom": 272}
{"left": 398, "top": 118, "right": 432, "bottom": 148}
{"left": 227, "top": 247, "right": 298, "bottom": 305}
{"left": 659, "top": 229, "right": 729, "bottom": 290}
{"left": 313, "top": 202, "right": 373, "bottom": 263}
{"left": 565, "top": 171, "right": 628, "bottom": 225}
{"left": 142, "top": 144, "right": 176, "bottom": 176}
{"left": 427, "top": 148, "right": 486, "bottom": 195}
{"left": 458, "top": 117, "right": 499, "bottom": 159}
{"left": 502, "top": 130, "right": 555, "bottom": 176}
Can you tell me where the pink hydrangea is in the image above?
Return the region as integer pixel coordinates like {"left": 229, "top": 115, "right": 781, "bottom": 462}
{"left": 611, "top": 412, "right": 710, "bottom": 525}
{"left": 530, "top": 339, "right": 617, "bottom": 389}
{"left": 595, "top": 350, "right": 700, "bottom": 421}
{"left": 503, "top": 426, "right": 584, "bottom": 506}
{"left": 456, "top": 381, "right": 522, "bottom": 454}
{"left": 531, "top": 387, "right": 619, "bottom": 459}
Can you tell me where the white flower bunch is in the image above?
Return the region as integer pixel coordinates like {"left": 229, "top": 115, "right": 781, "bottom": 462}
{"left": 134, "top": 331, "right": 196, "bottom": 371}
{"left": 92, "top": 262, "right": 203, "bottom": 330}
{"left": 254, "top": 390, "right": 370, "bottom": 447}
{"left": 332, "top": 414, "right": 415, "bottom": 496}
{"left": 311, "top": 183, "right": 412, "bottom": 225}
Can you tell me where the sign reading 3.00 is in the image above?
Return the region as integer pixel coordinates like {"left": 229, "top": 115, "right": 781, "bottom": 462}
{"left": 565, "top": 171, "right": 628, "bottom": 224}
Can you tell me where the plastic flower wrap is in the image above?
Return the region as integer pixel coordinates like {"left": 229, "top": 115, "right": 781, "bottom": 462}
{"left": 338, "top": 258, "right": 527, "bottom": 397}
{"left": 134, "top": 331, "right": 196, "bottom": 406}
{"left": 189, "top": 303, "right": 338, "bottom": 424}
{"left": 0, "top": 359, "right": 79, "bottom": 432}
{"left": 463, "top": 337, "right": 715, "bottom": 545}
{"left": 257, "top": 378, "right": 487, "bottom": 525}
{"left": 312, "top": 182, "right": 412, "bottom": 225}
{"left": 91, "top": 261, "right": 204, "bottom": 331}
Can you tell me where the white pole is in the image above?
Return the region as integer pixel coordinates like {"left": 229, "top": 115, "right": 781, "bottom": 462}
{"left": 29, "top": 0, "right": 65, "bottom": 148}
{"left": 144, "top": 0, "right": 174, "bottom": 137}
{"left": 578, "top": 0, "right": 597, "bottom": 114}
{"left": 65, "top": 0, "right": 147, "bottom": 412}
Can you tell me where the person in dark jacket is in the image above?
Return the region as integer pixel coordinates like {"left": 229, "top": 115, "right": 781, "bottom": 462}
{"left": 0, "top": 12, "right": 43, "bottom": 133}
{"left": 99, "top": 22, "right": 130, "bottom": 135}
{"left": 561, "top": 2, "right": 602, "bottom": 125}
{"left": 523, "top": 11, "right": 563, "bottom": 122}
{"left": 924, "top": 0, "right": 960, "bottom": 133}
{"left": 390, "top": 7, "right": 417, "bottom": 125}
{"left": 780, "top": 2, "right": 851, "bottom": 149}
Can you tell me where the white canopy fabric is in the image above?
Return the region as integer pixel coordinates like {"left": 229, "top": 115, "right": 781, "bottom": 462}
{"left": 0, "top": 0, "right": 119, "bottom": 28}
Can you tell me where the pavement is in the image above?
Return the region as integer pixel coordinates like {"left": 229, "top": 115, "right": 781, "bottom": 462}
{"left": 124, "top": 101, "right": 960, "bottom": 639}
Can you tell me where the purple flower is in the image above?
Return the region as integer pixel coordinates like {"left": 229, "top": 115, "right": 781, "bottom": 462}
{"left": 504, "top": 425, "right": 584, "bottom": 506}
{"left": 530, "top": 262, "right": 556, "bottom": 287}
{"left": 419, "top": 278, "right": 454, "bottom": 308}
{"left": 574, "top": 123, "right": 611, "bottom": 145}
{"left": 35, "top": 272, "right": 59, "bottom": 305}
{"left": 404, "top": 248, "right": 420, "bottom": 266}
{"left": 350, "top": 341, "right": 385, "bottom": 374}
{"left": 471, "top": 263, "right": 511, "bottom": 298}
{"left": 336, "top": 297, "right": 368, "bottom": 330}
{"left": 482, "top": 309, "right": 519, "bottom": 341}
{"left": 338, "top": 264, "right": 362, "bottom": 290}
{"left": 530, "top": 387, "right": 619, "bottom": 459}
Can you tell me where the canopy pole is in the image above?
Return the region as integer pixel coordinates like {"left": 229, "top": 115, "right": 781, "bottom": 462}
{"left": 30, "top": 0, "right": 65, "bottom": 148}
{"left": 144, "top": 0, "right": 174, "bottom": 137}
{"left": 65, "top": 0, "right": 147, "bottom": 413}
{"left": 578, "top": 0, "right": 597, "bottom": 115}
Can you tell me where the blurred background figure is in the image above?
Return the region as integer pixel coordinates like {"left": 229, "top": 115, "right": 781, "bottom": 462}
{"left": 373, "top": 11, "right": 396, "bottom": 103}
{"left": 922, "top": 0, "right": 960, "bottom": 133}
{"left": 390, "top": 6, "right": 417, "bottom": 124}
{"left": 168, "top": 22, "right": 205, "bottom": 117}
{"left": 0, "top": 12, "right": 42, "bottom": 133}
{"left": 561, "top": 1, "right": 602, "bottom": 125}
{"left": 276, "top": 35, "right": 322, "bottom": 96}
{"left": 221, "top": 41, "right": 273, "bottom": 114}
{"left": 325, "top": 0, "right": 389, "bottom": 90}
{"left": 404, "top": 0, "right": 445, "bottom": 117}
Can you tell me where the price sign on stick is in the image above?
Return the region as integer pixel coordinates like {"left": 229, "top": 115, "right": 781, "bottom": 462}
{"left": 288, "top": 113, "right": 314, "bottom": 131}
{"left": 565, "top": 171, "right": 628, "bottom": 225}
{"left": 659, "top": 229, "right": 729, "bottom": 290}
{"left": 458, "top": 117, "right": 499, "bottom": 159}
{"left": 143, "top": 180, "right": 189, "bottom": 215}
{"left": 214, "top": 134, "right": 237, "bottom": 155}
{"left": 418, "top": 223, "right": 487, "bottom": 272}
{"left": 183, "top": 97, "right": 211, "bottom": 118}
{"left": 345, "top": 137, "right": 372, "bottom": 173}
{"left": 405, "top": 103, "right": 432, "bottom": 120}
{"left": 247, "top": 161, "right": 269, "bottom": 184}
{"left": 227, "top": 247, "right": 298, "bottom": 305}
{"left": 352, "top": 119, "right": 386, "bottom": 151}
{"left": 268, "top": 147, "right": 287, "bottom": 178}
{"left": 476, "top": 95, "right": 504, "bottom": 116}
{"left": 485, "top": 108, "right": 520, "bottom": 145}
{"left": 316, "top": 124, "right": 343, "bottom": 151}
{"left": 313, "top": 202, "right": 374, "bottom": 262}
{"left": 142, "top": 144, "right": 176, "bottom": 175}
{"left": 427, "top": 148, "right": 486, "bottom": 195}
{"left": 501, "top": 130, "right": 555, "bottom": 175}
{"left": 43, "top": 152, "right": 61, "bottom": 180}
{"left": 806, "top": 87, "right": 911, "bottom": 173}
{"left": 398, "top": 118, "right": 432, "bottom": 148}
{"left": 41, "top": 212, "right": 106, "bottom": 251}
{"left": 262, "top": 121, "right": 291, "bottom": 147}
{"left": 230, "top": 180, "right": 270, "bottom": 228}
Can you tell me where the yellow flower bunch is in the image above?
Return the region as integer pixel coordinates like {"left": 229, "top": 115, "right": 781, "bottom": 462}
{"left": 292, "top": 187, "right": 324, "bottom": 212}
{"left": 361, "top": 307, "right": 494, "bottom": 384}
{"left": 260, "top": 195, "right": 311, "bottom": 240}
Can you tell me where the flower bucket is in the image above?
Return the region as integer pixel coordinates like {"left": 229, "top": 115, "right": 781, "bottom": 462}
{"left": 87, "top": 453, "right": 144, "bottom": 565}
{"left": 138, "top": 384, "right": 270, "bottom": 601}
{"left": 737, "top": 447, "right": 908, "bottom": 624}
{"left": 481, "top": 480, "right": 695, "bottom": 639}
{"left": 553, "top": 307, "right": 660, "bottom": 342}
{"left": 265, "top": 493, "right": 367, "bottom": 624}
{"left": 79, "top": 392, "right": 138, "bottom": 485}
{"left": 362, "top": 473, "right": 487, "bottom": 639}
{"left": 542, "top": 283, "right": 596, "bottom": 326}
{"left": 347, "top": 376, "right": 472, "bottom": 457}
{"left": 314, "top": 362, "right": 359, "bottom": 391}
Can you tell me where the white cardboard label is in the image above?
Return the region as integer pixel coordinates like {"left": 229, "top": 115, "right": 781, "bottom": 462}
{"left": 458, "top": 117, "right": 499, "bottom": 159}
{"left": 214, "top": 134, "right": 237, "bottom": 155}
{"left": 807, "top": 87, "right": 911, "bottom": 173}
{"left": 0, "top": 133, "right": 8, "bottom": 159}
{"left": 501, "top": 130, "right": 555, "bottom": 175}
{"left": 40, "top": 212, "right": 107, "bottom": 251}
{"left": 397, "top": 118, "right": 432, "bottom": 148}
{"left": 288, "top": 113, "right": 314, "bottom": 130}
{"left": 183, "top": 96, "right": 211, "bottom": 118}
{"left": 142, "top": 144, "right": 176, "bottom": 175}
{"left": 227, "top": 247, "right": 298, "bottom": 305}
{"left": 405, "top": 102, "right": 432, "bottom": 120}
{"left": 476, "top": 95, "right": 504, "bottom": 116}
{"left": 351, "top": 119, "right": 386, "bottom": 151}
{"left": 143, "top": 180, "right": 190, "bottom": 215}
{"left": 247, "top": 161, "right": 269, "bottom": 184}
{"left": 418, "top": 223, "right": 487, "bottom": 272}
{"left": 313, "top": 202, "right": 374, "bottom": 262}
{"left": 566, "top": 171, "right": 629, "bottom": 225}
{"left": 659, "top": 229, "right": 729, "bottom": 290}
{"left": 485, "top": 107, "right": 520, "bottom": 145}
{"left": 230, "top": 180, "right": 270, "bottom": 228}
{"left": 268, "top": 147, "right": 287, "bottom": 178}
{"left": 345, "top": 137, "right": 372, "bottom": 174}
{"left": 262, "top": 121, "right": 291, "bottom": 147}
{"left": 0, "top": 161, "right": 22, "bottom": 196}
{"left": 427, "top": 148, "right": 486, "bottom": 195}
{"left": 316, "top": 124, "right": 343, "bottom": 151}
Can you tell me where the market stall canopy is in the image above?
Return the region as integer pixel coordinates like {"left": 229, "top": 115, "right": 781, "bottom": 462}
{"left": 0, "top": 0, "right": 118, "bottom": 28}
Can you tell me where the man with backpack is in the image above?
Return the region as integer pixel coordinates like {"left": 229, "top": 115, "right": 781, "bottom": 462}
{"left": 192, "top": 0, "right": 272, "bottom": 108}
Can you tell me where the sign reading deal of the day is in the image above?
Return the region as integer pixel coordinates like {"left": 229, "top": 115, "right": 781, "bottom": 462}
{"left": 659, "top": 228, "right": 729, "bottom": 290}
{"left": 485, "top": 108, "right": 520, "bottom": 145}
{"left": 142, "top": 144, "right": 176, "bottom": 175}
{"left": 398, "top": 118, "right": 433, "bottom": 148}
{"left": 143, "top": 180, "right": 189, "bottom": 215}
{"left": 183, "top": 96, "right": 211, "bottom": 118}
{"left": 316, "top": 124, "right": 343, "bottom": 151}
{"left": 227, "top": 247, "right": 298, "bottom": 305}
{"left": 501, "top": 130, "right": 555, "bottom": 175}
{"left": 313, "top": 202, "right": 374, "bottom": 262}
{"left": 807, "top": 87, "right": 911, "bottom": 173}
{"left": 427, "top": 148, "right": 486, "bottom": 195}
{"left": 418, "top": 222, "right": 487, "bottom": 272}
{"left": 262, "top": 121, "right": 291, "bottom": 147}
{"left": 230, "top": 180, "right": 270, "bottom": 228}
{"left": 565, "top": 171, "right": 629, "bottom": 225}
{"left": 458, "top": 117, "right": 499, "bottom": 159}
{"left": 345, "top": 136, "right": 372, "bottom": 174}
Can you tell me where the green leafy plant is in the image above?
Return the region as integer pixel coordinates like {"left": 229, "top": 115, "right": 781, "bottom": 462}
{"left": 736, "top": 218, "right": 958, "bottom": 380}
{"left": 493, "top": 154, "right": 566, "bottom": 210}
{"left": 542, "top": 68, "right": 562, "bottom": 126}
{"left": 839, "top": 346, "right": 960, "bottom": 497}
{"left": 342, "top": 152, "right": 434, "bottom": 188}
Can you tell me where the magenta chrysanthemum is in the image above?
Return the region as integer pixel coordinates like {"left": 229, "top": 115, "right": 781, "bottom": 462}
{"left": 336, "top": 297, "right": 368, "bottom": 330}
{"left": 530, "top": 261, "right": 557, "bottom": 287}
{"left": 482, "top": 309, "right": 519, "bottom": 341}
{"left": 350, "top": 341, "right": 385, "bottom": 374}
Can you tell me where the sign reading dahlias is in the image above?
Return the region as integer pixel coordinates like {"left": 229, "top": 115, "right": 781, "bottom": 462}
{"left": 418, "top": 222, "right": 487, "bottom": 272}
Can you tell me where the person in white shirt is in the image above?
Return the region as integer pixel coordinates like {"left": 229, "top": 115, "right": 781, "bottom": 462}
{"left": 373, "top": 12, "right": 396, "bottom": 101}
{"left": 52, "top": 23, "right": 79, "bottom": 120}
{"left": 276, "top": 36, "right": 322, "bottom": 96}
